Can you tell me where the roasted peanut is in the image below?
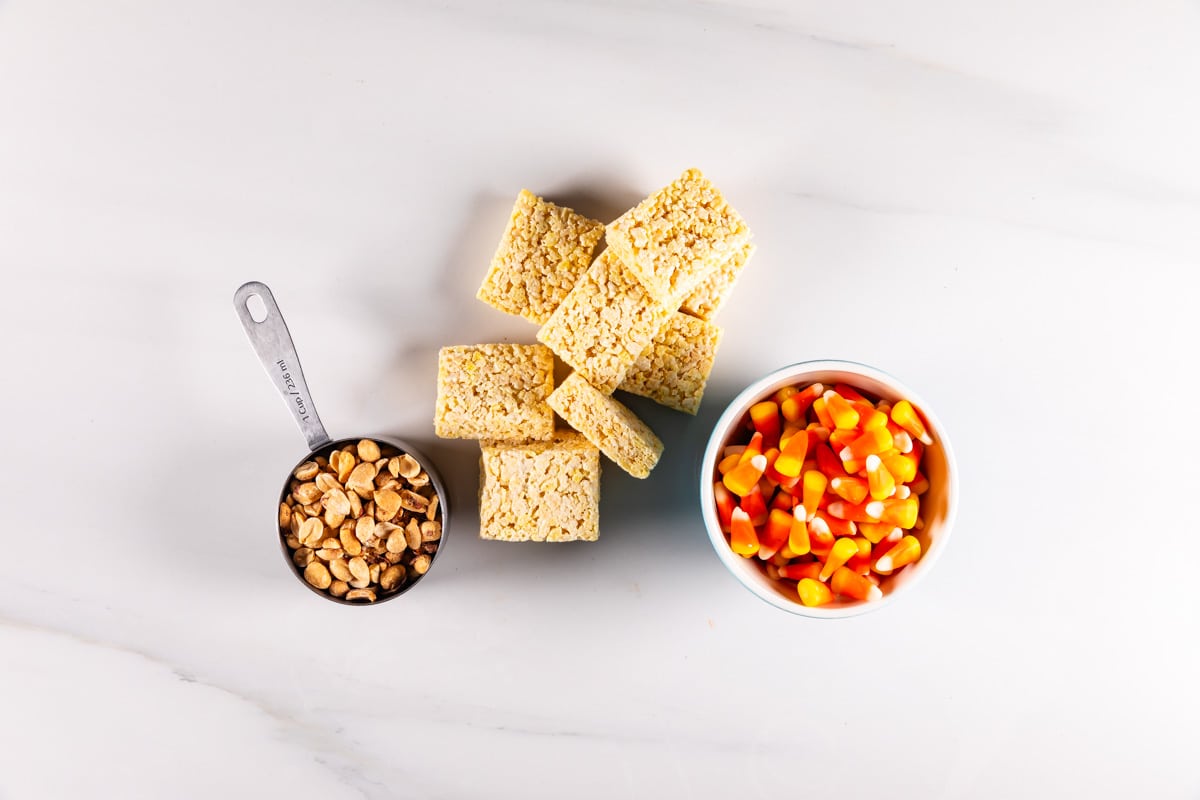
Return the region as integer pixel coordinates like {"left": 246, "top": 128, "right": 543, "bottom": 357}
{"left": 303, "top": 561, "right": 332, "bottom": 589}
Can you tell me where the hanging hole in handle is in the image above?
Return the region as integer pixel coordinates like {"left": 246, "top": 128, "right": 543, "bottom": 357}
{"left": 245, "top": 293, "right": 268, "bottom": 323}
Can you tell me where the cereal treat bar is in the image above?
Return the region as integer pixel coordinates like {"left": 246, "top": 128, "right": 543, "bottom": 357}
{"left": 479, "top": 431, "right": 601, "bottom": 542}
{"left": 536, "top": 249, "right": 673, "bottom": 394}
{"left": 476, "top": 190, "right": 606, "bottom": 325}
{"left": 618, "top": 312, "right": 723, "bottom": 415}
{"left": 434, "top": 344, "right": 555, "bottom": 441}
{"left": 547, "top": 373, "right": 663, "bottom": 479}
{"left": 605, "top": 168, "right": 752, "bottom": 305}
{"left": 679, "top": 241, "right": 756, "bottom": 321}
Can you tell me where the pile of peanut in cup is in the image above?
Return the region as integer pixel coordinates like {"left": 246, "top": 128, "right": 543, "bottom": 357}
{"left": 713, "top": 383, "right": 935, "bottom": 607}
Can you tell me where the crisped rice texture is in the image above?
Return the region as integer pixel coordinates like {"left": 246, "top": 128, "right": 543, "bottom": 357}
{"left": 679, "top": 241, "right": 756, "bottom": 321}
{"left": 479, "top": 432, "right": 600, "bottom": 542}
{"left": 605, "top": 168, "right": 752, "bottom": 305}
{"left": 618, "top": 313, "right": 723, "bottom": 415}
{"left": 547, "top": 372, "right": 663, "bottom": 479}
{"left": 476, "top": 190, "right": 605, "bottom": 324}
{"left": 536, "top": 250, "right": 672, "bottom": 394}
{"left": 434, "top": 344, "right": 555, "bottom": 441}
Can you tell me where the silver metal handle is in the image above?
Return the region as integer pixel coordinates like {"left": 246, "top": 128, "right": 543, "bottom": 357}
{"left": 234, "top": 281, "right": 332, "bottom": 452}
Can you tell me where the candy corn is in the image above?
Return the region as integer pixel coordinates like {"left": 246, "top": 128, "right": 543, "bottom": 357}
{"left": 829, "top": 475, "right": 869, "bottom": 504}
{"left": 820, "top": 537, "right": 859, "bottom": 581}
{"left": 874, "top": 535, "right": 921, "bottom": 573}
{"left": 729, "top": 507, "right": 759, "bottom": 557}
{"left": 865, "top": 454, "right": 896, "bottom": 500}
{"left": 831, "top": 567, "right": 882, "bottom": 601}
{"left": 823, "top": 390, "right": 860, "bottom": 430}
{"left": 800, "top": 470, "right": 827, "bottom": 521}
{"left": 758, "top": 508, "right": 793, "bottom": 560}
{"left": 797, "top": 578, "right": 833, "bottom": 607}
{"left": 723, "top": 454, "right": 767, "bottom": 496}
{"left": 715, "top": 380, "right": 937, "bottom": 606}
{"left": 787, "top": 508, "right": 811, "bottom": 555}
{"left": 891, "top": 400, "right": 933, "bottom": 446}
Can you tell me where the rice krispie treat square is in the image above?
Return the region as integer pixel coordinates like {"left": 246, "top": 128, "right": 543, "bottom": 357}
{"left": 536, "top": 249, "right": 673, "bottom": 394}
{"left": 679, "top": 241, "right": 756, "bottom": 321}
{"left": 479, "top": 432, "right": 601, "bottom": 542}
{"left": 547, "top": 373, "right": 664, "bottom": 479}
{"left": 476, "top": 190, "right": 605, "bottom": 325}
{"left": 605, "top": 168, "right": 752, "bottom": 305}
{"left": 434, "top": 344, "right": 555, "bottom": 441}
{"left": 618, "top": 313, "right": 723, "bottom": 415}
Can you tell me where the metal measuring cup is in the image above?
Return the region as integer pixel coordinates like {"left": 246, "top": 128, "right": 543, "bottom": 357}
{"left": 233, "top": 281, "right": 449, "bottom": 605}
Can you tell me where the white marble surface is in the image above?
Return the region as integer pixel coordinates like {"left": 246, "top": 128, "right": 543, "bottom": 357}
{"left": 1, "top": 1, "right": 1198, "bottom": 797}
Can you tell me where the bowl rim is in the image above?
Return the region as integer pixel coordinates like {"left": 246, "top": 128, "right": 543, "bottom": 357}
{"left": 699, "top": 359, "right": 959, "bottom": 618}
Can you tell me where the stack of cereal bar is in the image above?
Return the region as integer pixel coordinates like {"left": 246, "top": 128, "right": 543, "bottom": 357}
{"left": 436, "top": 168, "right": 755, "bottom": 542}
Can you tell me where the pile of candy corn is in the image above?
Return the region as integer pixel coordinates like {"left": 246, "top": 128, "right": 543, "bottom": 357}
{"left": 713, "top": 382, "right": 933, "bottom": 607}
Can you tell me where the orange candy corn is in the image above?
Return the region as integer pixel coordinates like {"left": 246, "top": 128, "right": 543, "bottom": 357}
{"left": 866, "top": 496, "right": 919, "bottom": 529}
{"left": 829, "top": 475, "right": 869, "bottom": 504}
{"left": 787, "top": 508, "right": 811, "bottom": 555}
{"left": 839, "top": 426, "right": 891, "bottom": 463}
{"left": 781, "top": 383, "right": 823, "bottom": 423}
{"left": 774, "top": 429, "right": 812, "bottom": 478}
{"left": 828, "top": 427, "right": 858, "bottom": 452}
{"left": 823, "top": 390, "right": 860, "bottom": 430}
{"left": 750, "top": 401, "right": 781, "bottom": 445}
{"left": 857, "top": 521, "right": 900, "bottom": 544}
{"left": 875, "top": 535, "right": 921, "bottom": 573}
{"left": 865, "top": 454, "right": 896, "bottom": 500}
{"left": 716, "top": 381, "right": 934, "bottom": 606}
{"left": 779, "top": 562, "right": 822, "bottom": 581}
{"left": 881, "top": 452, "right": 918, "bottom": 484}
{"left": 723, "top": 454, "right": 767, "bottom": 496}
{"left": 846, "top": 537, "right": 873, "bottom": 572}
{"left": 811, "top": 397, "right": 835, "bottom": 429}
{"left": 729, "top": 507, "right": 759, "bottom": 557}
{"left": 797, "top": 578, "right": 833, "bottom": 607}
{"left": 826, "top": 500, "right": 881, "bottom": 523}
{"left": 713, "top": 482, "right": 736, "bottom": 531}
{"left": 833, "top": 383, "right": 867, "bottom": 402}
{"left": 813, "top": 509, "right": 856, "bottom": 538}
{"left": 807, "top": 514, "right": 835, "bottom": 557}
{"left": 758, "top": 508, "right": 793, "bottom": 560}
{"left": 800, "top": 470, "right": 828, "bottom": 521}
{"left": 740, "top": 485, "right": 769, "bottom": 526}
{"left": 739, "top": 432, "right": 765, "bottom": 463}
{"left": 815, "top": 442, "right": 846, "bottom": 479}
{"left": 891, "top": 400, "right": 933, "bottom": 446}
{"left": 820, "top": 537, "right": 859, "bottom": 581}
{"left": 831, "top": 566, "right": 883, "bottom": 601}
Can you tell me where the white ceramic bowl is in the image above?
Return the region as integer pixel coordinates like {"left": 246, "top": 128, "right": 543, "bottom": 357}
{"left": 700, "top": 360, "right": 959, "bottom": 618}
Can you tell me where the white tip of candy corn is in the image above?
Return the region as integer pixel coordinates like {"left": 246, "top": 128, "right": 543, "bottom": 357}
{"left": 867, "top": 585, "right": 883, "bottom": 601}
{"left": 866, "top": 454, "right": 882, "bottom": 471}
{"left": 895, "top": 486, "right": 911, "bottom": 499}
{"left": 731, "top": 507, "right": 749, "bottom": 521}
{"left": 809, "top": 516, "right": 831, "bottom": 535}
{"left": 919, "top": 433, "right": 933, "bottom": 446}
{"left": 839, "top": 447, "right": 853, "bottom": 462}
{"left": 866, "top": 501, "right": 884, "bottom": 519}
{"left": 875, "top": 556, "right": 894, "bottom": 572}
{"left": 822, "top": 390, "right": 835, "bottom": 400}
{"left": 749, "top": 454, "right": 767, "bottom": 470}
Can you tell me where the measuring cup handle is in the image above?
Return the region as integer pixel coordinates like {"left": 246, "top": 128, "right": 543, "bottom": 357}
{"left": 233, "top": 282, "right": 332, "bottom": 452}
